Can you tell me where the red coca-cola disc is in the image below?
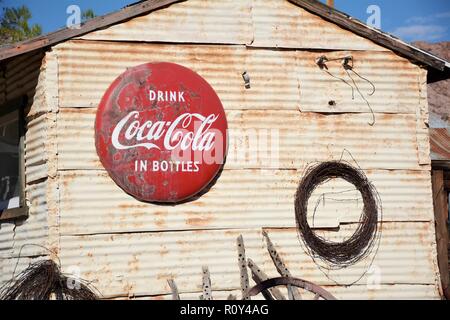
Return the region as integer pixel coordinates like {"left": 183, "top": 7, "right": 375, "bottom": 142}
{"left": 95, "top": 62, "right": 228, "bottom": 203}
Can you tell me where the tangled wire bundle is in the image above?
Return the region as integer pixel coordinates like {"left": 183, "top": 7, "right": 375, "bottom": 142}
{"left": 295, "top": 161, "right": 381, "bottom": 268}
{"left": 0, "top": 260, "right": 98, "bottom": 300}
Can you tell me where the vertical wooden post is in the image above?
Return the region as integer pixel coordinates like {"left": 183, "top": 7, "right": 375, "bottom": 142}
{"left": 432, "top": 170, "right": 449, "bottom": 298}
{"left": 237, "top": 235, "right": 250, "bottom": 300}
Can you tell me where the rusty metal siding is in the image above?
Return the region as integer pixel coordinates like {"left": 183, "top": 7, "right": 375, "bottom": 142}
{"left": 0, "top": 180, "right": 50, "bottom": 260}
{"left": 57, "top": 223, "right": 438, "bottom": 298}
{"left": 13, "top": 181, "right": 50, "bottom": 256}
{"left": 80, "top": 0, "right": 253, "bottom": 45}
{"left": 57, "top": 169, "right": 434, "bottom": 235}
{"left": 0, "top": 0, "right": 442, "bottom": 300}
{"left": 0, "top": 50, "right": 57, "bottom": 281}
{"left": 25, "top": 52, "right": 59, "bottom": 183}
{"left": 79, "top": 0, "right": 386, "bottom": 52}
{"left": 297, "top": 50, "right": 421, "bottom": 114}
{"left": 251, "top": 0, "right": 387, "bottom": 51}
{"left": 56, "top": 41, "right": 418, "bottom": 114}
{"left": 50, "top": 31, "right": 441, "bottom": 299}
{"left": 56, "top": 108, "right": 426, "bottom": 171}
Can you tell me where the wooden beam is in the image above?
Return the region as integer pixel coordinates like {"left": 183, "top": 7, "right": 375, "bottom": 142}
{"left": 288, "top": 0, "right": 446, "bottom": 71}
{"left": 201, "top": 266, "right": 213, "bottom": 300}
{"left": 445, "top": 179, "right": 450, "bottom": 191}
{"left": 237, "top": 235, "right": 251, "bottom": 300}
{"left": 262, "top": 231, "right": 302, "bottom": 300}
{"left": 167, "top": 279, "right": 180, "bottom": 300}
{"left": 432, "top": 170, "right": 449, "bottom": 296}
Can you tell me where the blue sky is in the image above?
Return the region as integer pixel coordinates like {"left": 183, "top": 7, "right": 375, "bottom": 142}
{"left": 2, "top": 0, "right": 450, "bottom": 43}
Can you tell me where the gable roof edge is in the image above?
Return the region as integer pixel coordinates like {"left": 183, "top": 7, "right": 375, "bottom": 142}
{"left": 0, "top": 0, "right": 185, "bottom": 61}
{"left": 0, "top": 0, "right": 447, "bottom": 76}
{"left": 289, "top": 0, "right": 447, "bottom": 72}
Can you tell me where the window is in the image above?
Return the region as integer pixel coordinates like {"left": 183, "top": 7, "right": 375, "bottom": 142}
{"left": 0, "top": 97, "right": 28, "bottom": 221}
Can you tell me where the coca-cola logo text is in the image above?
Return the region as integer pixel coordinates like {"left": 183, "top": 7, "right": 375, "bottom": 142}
{"left": 111, "top": 111, "right": 219, "bottom": 152}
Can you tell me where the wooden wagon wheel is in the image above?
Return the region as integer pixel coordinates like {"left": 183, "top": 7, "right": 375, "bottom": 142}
{"left": 247, "top": 277, "right": 337, "bottom": 300}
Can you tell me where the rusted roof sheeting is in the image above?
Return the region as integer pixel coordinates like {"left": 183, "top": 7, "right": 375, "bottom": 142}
{"left": 0, "top": 0, "right": 185, "bottom": 61}
{"left": 0, "top": 0, "right": 447, "bottom": 72}
{"left": 430, "top": 128, "right": 450, "bottom": 161}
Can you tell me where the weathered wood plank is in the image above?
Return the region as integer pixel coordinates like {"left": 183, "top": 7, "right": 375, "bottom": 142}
{"left": 431, "top": 170, "right": 449, "bottom": 294}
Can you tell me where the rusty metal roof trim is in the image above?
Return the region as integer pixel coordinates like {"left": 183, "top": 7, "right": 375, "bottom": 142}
{"left": 0, "top": 0, "right": 185, "bottom": 61}
{"left": 0, "top": 0, "right": 448, "bottom": 74}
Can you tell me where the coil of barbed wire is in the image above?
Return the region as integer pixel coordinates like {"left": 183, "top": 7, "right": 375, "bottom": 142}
{"left": 295, "top": 161, "right": 380, "bottom": 268}
{"left": 0, "top": 260, "right": 99, "bottom": 300}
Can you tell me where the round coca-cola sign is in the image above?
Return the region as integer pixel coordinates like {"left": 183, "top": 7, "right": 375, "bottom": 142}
{"left": 95, "top": 62, "right": 228, "bottom": 203}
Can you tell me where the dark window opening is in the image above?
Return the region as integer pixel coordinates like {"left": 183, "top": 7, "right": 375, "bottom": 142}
{"left": 0, "top": 97, "right": 28, "bottom": 221}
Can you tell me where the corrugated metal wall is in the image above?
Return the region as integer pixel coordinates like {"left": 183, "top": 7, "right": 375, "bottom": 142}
{"left": 0, "top": 0, "right": 442, "bottom": 299}
{"left": 0, "top": 50, "right": 59, "bottom": 286}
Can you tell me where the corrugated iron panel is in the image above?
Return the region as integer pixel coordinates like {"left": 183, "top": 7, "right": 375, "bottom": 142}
{"left": 58, "top": 169, "right": 433, "bottom": 235}
{"left": 10, "top": 181, "right": 50, "bottom": 257}
{"left": 416, "top": 68, "right": 431, "bottom": 165}
{"left": 58, "top": 223, "right": 439, "bottom": 298}
{"left": 297, "top": 51, "right": 420, "bottom": 114}
{"left": 229, "top": 110, "right": 425, "bottom": 170}
{"left": 56, "top": 42, "right": 297, "bottom": 111}
{"left": 261, "top": 224, "right": 437, "bottom": 286}
{"left": 25, "top": 115, "right": 50, "bottom": 183}
{"left": 80, "top": 0, "right": 253, "bottom": 45}
{"left": 0, "top": 181, "right": 49, "bottom": 260}
{"left": 24, "top": 51, "right": 59, "bottom": 182}
{"left": 79, "top": 0, "right": 385, "bottom": 52}
{"left": 55, "top": 41, "right": 420, "bottom": 114}
{"left": 0, "top": 50, "right": 52, "bottom": 261}
{"left": 24, "top": 112, "right": 58, "bottom": 183}
{"left": 57, "top": 108, "right": 425, "bottom": 171}
{"left": 430, "top": 128, "right": 450, "bottom": 161}
{"left": 25, "top": 50, "right": 59, "bottom": 117}
{"left": 0, "top": 222, "right": 15, "bottom": 259}
{"left": 252, "top": 0, "right": 386, "bottom": 51}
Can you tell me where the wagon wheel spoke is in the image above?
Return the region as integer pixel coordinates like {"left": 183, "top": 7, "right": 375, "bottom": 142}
{"left": 247, "top": 277, "right": 337, "bottom": 301}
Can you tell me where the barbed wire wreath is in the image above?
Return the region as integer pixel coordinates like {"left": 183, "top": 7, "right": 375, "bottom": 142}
{"left": 295, "top": 161, "right": 381, "bottom": 270}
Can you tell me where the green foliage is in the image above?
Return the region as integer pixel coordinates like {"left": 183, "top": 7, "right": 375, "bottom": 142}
{"left": 82, "top": 9, "right": 96, "bottom": 23}
{"left": 0, "top": 5, "right": 42, "bottom": 45}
